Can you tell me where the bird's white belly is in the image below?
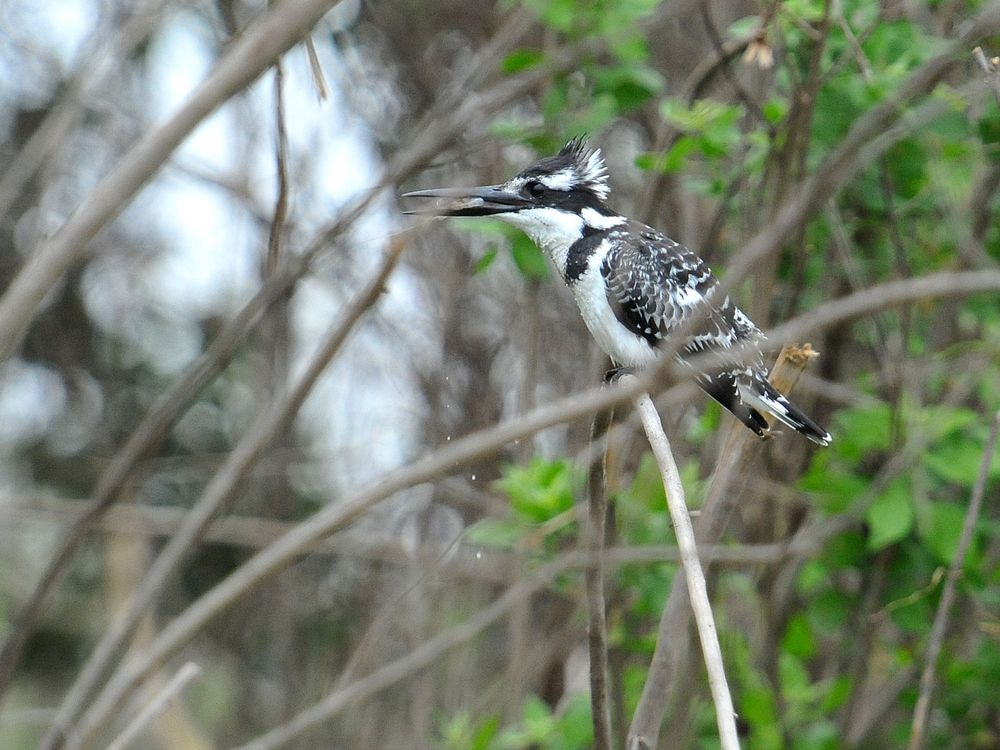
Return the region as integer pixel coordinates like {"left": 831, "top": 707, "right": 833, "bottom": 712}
{"left": 570, "top": 261, "right": 659, "bottom": 368}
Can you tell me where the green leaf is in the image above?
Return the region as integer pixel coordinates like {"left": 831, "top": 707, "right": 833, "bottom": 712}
{"left": 610, "top": 35, "right": 649, "bottom": 63}
{"left": 833, "top": 402, "right": 893, "bottom": 459}
{"left": 469, "top": 716, "right": 501, "bottom": 750}
{"left": 781, "top": 0, "right": 826, "bottom": 23}
{"left": 502, "top": 49, "right": 545, "bottom": 74}
{"left": 779, "top": 651, "right": 810, "bottom": 696}
{"left": 661, "top": 135, "right": 700, "bottom": 173}
{"left": 465, "top": 518, "right": 526, "bottom": 549}
{"left": 923, "top": 434, "right": 998, "bottom": 487}
{"left": 741, "top": 685, "right": 781, "bottom": 748}
{"left": 821, "top": 675, "right": 853, "bottom": 712}
{"left": 439, "top": 712, "right": 500, "bottom": 750}
{"left": 659, "top": 97, "right": 741, "bottom": 134}
{"left": 865, "top": 478, "right": 914, "bottom": 550}
{"left": 978, "top": 99, "right": 1000, "bottom": 162}
{"left": 762, "top": 97, "right": 788, "bottom": 124}
{"left": 523, "top": 0, "right": 577, "bottom": 33}
{"left": 727, "top": 15, "right": 761, "bottom": 38}
{"left": 781, "top": 612, "right": 816, "bottom": 659}
{"left": 808, "top": 589, "right": 852, "bottom": 631}
{"left": 822, "top": 530, "right": 867, "bottom": 569}
{"left": 916, "top": 501, "right": 968, "bottom": 564}
{"left": 919, "top": 404, "right": 978, "bottom": 442}
{"left": 510, "top": 236, "right": 550, "bottom": 280}
{"left": 593, "top": 64, "right": 665, "bottom": 110}
{"left": 799, "top": 457, "right": 868, "bottom": 514}
{"left": 551, "top": 693, "right": 593, "bottom": 750}
{"left": 473, "top": 248, "right": 498, "bottom": 274}
{"left": 495, "top": 457, "right": 574, "bottom": 523}
{"left": 886, "top": 139, "right": 926, "bottom": 199}
{"left": 626, "top": 452, "right": 668, "bottom": 510}
{"left": 797, "top": 559, "right": 829, "bottom": 594}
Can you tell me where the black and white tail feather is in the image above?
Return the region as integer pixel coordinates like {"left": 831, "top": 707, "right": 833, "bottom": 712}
{"left": 404, "top": 137, "right": 832, "bottom": 446}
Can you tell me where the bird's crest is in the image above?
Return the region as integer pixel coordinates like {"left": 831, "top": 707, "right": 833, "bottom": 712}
{"left": 520, "top": 137, "right": 610, "bottom": 200}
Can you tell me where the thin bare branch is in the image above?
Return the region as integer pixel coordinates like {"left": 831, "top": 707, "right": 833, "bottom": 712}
{"left": 907, "top": 411, "right": 1000, "bottom": 750}
{"left": 105, "top": 663, "right": 202, "bottom": 750}
{"left": 585, "top": 405, "right": 615, "bottom": 750}
{"left": 629, "top": 346, "right": 812, "bottom": 749}
{"left": 633, "top": 388, "right": 739, "bottom": 750}
{"left": 0, "top": 0, "right": 173, "bottom": 220}
{"left": 0, "top": 11, "right": 597, "bottom": 707}
{"left": 973, "top": 46, "right": 1000, "bottom": 105}
{"left": 0, "top": 0, "right": 344, "bottom": 364}
{"left": 56, "top": 268, "right": 1000, "bottom": 748}
{"left": 44, "top": 238, "right": 406, "bottom": 750}
{"left": 225, "top": 529, "right": 787, "bottom": 750}
{"left": 1, "top": 494, "right": 792, "bottom": 570}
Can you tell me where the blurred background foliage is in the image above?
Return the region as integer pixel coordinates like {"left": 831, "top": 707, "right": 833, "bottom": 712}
{"left": 0, "top": 0, "right": 999, "bottom": 748}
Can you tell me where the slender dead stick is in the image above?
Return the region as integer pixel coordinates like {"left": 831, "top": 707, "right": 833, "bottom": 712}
{"left": 585, "top": 405, "right": 615, "bottom": 750}
{"left": 0, "top": 8, "right": 557, "bottom": 704}
{"left": 629, "top": 345, "right": 815, "bottom": 748}
{"left": 44, "top": 240, "right": 407, "bottom": 750}
{"left": 0, "top": 0, "right": 343, "bottom": 364}
{"left": 907, "top": 410, "right": 1000, "bottom": 750}
{"left": 104, "top": 663, "right": 202, "bottom": 750}
{"left": 54, "top": 283, "right": 998, "bottom": 749}
{"left": 972, "top": 46, "right": 1000, "bottom": 105}
{"left": 633, "top": 385, "right": 740, "bottom": 750}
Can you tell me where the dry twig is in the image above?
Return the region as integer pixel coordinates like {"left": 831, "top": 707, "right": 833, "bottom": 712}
{"left": 0, "top": 6, "right": 582, "bottom": 708}
{"left": 629, "top": 345, "right": 816, "bottom": 748}
{"left": 907, "top": 411, "right": 1000, "bottom": 750}
{"left": 585, "top": 405, "right": 615, "bottom": 750}
{"left": 51, "top": 269, "right": 1000, "bottom": 750}
{"left": 972, "top": 46, "right": 1000, "bottom": 105}
{"left": 43, "top": 239, "right": 406, "bottom": 750}
{"left": 104, "top": 663, "right": 202, "bottom": 750}
{"left": 0, "top": 0, "right": 344, "bottom": 364}
{"left": 632, "top": 387, "right": 739, "bottom": 750}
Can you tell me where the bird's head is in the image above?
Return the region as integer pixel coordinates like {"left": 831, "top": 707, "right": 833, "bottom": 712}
{"left": 404, "top": 138, "right": 622, "bottom": 253}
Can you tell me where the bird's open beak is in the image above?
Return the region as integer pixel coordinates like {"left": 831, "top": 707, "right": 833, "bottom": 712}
{"left": 402, "top": 185, "right": 528, "bottom": 217}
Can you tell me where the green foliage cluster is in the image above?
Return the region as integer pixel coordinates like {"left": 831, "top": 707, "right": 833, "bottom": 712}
{"left": 440, "top": 695, "right": 593, "bottom": 750}
{"left": 441, "top": 0, "right": 1000, "bottom": 747}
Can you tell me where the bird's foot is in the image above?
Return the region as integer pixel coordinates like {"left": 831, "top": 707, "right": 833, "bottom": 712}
{"left": 603, "top": 366, "right": 636, "bottom": 385}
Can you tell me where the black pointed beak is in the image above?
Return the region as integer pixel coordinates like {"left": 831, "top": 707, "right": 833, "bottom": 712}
{"left": 401, "top": 185, "right": 528, "bottom": 217}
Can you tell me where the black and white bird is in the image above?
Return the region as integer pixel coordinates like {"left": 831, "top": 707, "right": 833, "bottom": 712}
{"left": 404, "top": 138, "right": 831, "bottom": 445}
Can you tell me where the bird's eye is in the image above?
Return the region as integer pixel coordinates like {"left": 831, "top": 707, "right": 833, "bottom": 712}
{"left": 525, "top": 180, "right": 546, "bottom": 197}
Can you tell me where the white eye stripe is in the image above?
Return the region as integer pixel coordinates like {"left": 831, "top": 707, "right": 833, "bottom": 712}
{"left": 539, "top": 169, "right": 575, "bottom": 190}
{"left": 581, "top": 207, "right": 626, "bottom": 229}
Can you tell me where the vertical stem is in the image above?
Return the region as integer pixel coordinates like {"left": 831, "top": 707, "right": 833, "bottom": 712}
{"left": 907, "top": 411, "right": 1000, "bottom": 750}
{"left": 585, "top": 405, "right": 615, "bottom": 750}
{"left": 629, "top": 345, "right": 815, "bottom": 748}
{"left": 634, "top": 391, "right": 740, "bottom": 750}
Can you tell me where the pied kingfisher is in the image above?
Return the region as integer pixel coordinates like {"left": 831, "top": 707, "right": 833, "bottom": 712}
{"left": 404, "top": 138, "right": 831, "bottom": 445}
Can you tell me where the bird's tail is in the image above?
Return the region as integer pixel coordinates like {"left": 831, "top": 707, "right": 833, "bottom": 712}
{"left": 744, "top": 378, "right": 832, "bottom": 446}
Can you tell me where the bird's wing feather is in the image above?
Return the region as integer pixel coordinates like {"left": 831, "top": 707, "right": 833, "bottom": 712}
{"left": 600, "top": 223, "right": 761, "bottom": 364}
{"left": 600, "top": 223, "right": 778, "bottom": 435}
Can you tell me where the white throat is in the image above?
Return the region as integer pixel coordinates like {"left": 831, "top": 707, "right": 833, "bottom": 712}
{"left": 497, "top": 208, "right": 584, "bottom": 277}
{"left": 498, "top": 207, "right": 625, "bottom": 277}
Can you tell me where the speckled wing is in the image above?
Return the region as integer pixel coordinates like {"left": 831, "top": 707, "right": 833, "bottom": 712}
{"left": 600, "top": 222, "right": 771, "bottom": 435}
{"left": 599, "top": 222, "right": 755, "bottom": 355}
